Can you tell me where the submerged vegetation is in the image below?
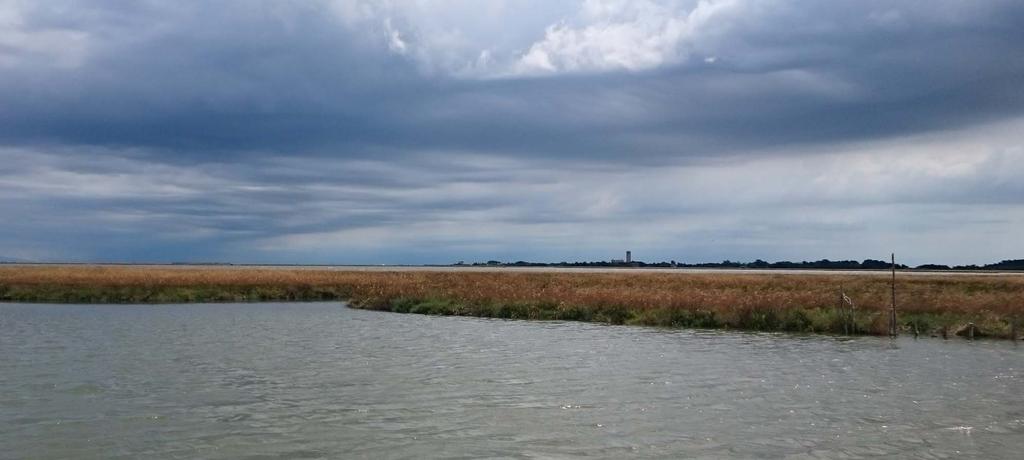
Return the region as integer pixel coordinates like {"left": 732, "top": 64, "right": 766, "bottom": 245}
{"left": 1, "top": 265, "right": 1022, "bottom": 339}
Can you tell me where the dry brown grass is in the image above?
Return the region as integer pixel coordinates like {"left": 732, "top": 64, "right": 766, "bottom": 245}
{"left": 2, "top": 265, "right": 1022, "bottom": 336}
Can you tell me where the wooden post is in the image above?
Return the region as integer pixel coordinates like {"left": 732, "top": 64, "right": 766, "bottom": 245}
{"left": 890, "top": 253, "right": 898, "bottom": 337}
{"left": 851, "top": 296, "right": 856, "bottom": 335}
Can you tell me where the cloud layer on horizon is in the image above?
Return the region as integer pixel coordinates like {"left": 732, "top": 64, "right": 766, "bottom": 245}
{"left": 1, "top": 0, "right": 1022, "bottom": 264}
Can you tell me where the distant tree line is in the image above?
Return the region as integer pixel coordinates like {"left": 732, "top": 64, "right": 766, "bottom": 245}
{"left": 467, "top": 258, "right": 1024, "bottom": 271}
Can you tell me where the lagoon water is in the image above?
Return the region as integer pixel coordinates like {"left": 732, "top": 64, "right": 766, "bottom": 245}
{"left": 1, "top": 303, "right": 1021, "bottom": 459}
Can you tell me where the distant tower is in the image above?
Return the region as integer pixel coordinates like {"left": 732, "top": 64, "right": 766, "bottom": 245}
{"left": 626, "top": 251, "right": 632, "bottom": 263}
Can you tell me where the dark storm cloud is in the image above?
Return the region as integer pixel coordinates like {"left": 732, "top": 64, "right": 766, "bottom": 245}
{"left": 2, "top": 1, "right": 1024, "bottom": 264}
{"left": 1, "top": 0, "right": 1022, "bottom": 162}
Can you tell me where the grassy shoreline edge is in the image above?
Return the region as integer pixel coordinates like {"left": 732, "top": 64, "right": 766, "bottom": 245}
{"left": 350, "top": 298, "right": 1018, "bottom": 340}
{"left": 2, "top": 266, "right": 1021, "bottom": 340}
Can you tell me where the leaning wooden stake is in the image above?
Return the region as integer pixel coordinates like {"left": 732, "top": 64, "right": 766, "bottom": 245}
{"left": 839, "top": 286, "right": 856, "bottom": 335}
{"left": 840, "top": 285, "right": 848, "bottom": 335}
{"left": 890, "top": 253, "right": 898, "bottom": 337}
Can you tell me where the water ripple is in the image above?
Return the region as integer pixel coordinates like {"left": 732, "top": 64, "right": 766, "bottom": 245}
{"left": 1, "top": 302, "right": 1022, "bottom": 459}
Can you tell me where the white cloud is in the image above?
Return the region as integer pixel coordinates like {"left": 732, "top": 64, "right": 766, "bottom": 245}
{"left": 328, "top": 0, "right": 764, "bottom": 77}
{"left": 320, "top": 0, "right": 714, "bottom": 77}
{"left": 512, "top": 0, "right": 714, "bottom": 75}
{"left": 384, "top": 18, "right": 408, "bottom": 54}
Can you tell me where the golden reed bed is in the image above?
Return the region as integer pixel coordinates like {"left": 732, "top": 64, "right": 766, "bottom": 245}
{"left": 2, "top": 265, "right": 1022, "bottom": 338}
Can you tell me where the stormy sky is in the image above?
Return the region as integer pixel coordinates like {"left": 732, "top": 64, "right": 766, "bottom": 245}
{"left": 1, "top": 0, "right": 1023, "bottom": 265}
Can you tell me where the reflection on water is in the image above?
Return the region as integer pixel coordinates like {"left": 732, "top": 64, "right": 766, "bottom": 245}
{"left": 1, "top": 302, "right": 1021, "bottom": 459}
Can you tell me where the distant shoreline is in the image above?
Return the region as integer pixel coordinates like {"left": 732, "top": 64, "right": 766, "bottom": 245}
{"left": 2, "top": 262, "right": 1023, "bottom": 277}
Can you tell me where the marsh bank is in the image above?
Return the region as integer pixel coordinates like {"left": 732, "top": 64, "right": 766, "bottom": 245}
{"left": 2, "top": 265, "right": 1022, "bottom": 338}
